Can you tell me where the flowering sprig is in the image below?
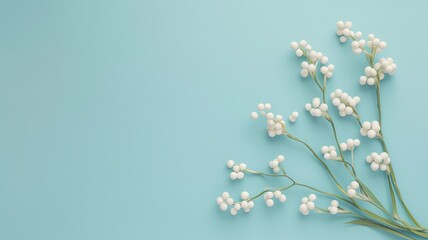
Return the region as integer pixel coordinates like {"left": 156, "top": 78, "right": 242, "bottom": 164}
{"left": 330, "top": 89, "right": 361, "bottom": 117}
{"left": 366, "top": 152, "right": 391, "bottom": 173}
{"left": 299, "top": 194, "right": 317, "bottom": 215}
{"left": 251, "top": 103, "right": 286, "bottom": 137}
{"left": 216, "top": 21, "right": 428, "bottom": 239}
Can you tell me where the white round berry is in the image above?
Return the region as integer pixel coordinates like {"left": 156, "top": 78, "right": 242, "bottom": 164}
{"left": 347, "top": 189, "right": 357, "bottom": 198}
{"left": 384, "top": 157, "right": 391, "bottom": 164}
{"left": 217, "top": 197, "right": 224, "bottom": 205}
{"left": 230, "top": 208, "right": 237, "bottom": 215}
{"left": 301, "top": 61, "right": 309, "bottom": 69}
{"left": 346, "top": 139, "right": 354, "bottom": 148}
{"left": 220, "top": 203, "right": 228, "bottom": 211}
{"left": 332, "top": 98, "right": 341, "bottom": 106}
{"left": 320, "top": 103, "right": 328, "bottom": 112}
{"left": 359, "top": 76, "right": 368, "bottom": 85}
{"left": 227, "top": 160, "right": 235, "bottom": 168}
{"left": 321, "top": 56, "right": 328, "bottom": 64}
{"left": 350, "top": 181, "right": 359, "bottom": 189}
{"left": 251, "top": 112, "right": 259, "bottom": 119}
{"left": 320, "top": 66, "right": 328, "bottom": 74}
{"left": 307, "top": 201, "right": 315, "bottom": 210}
{"left": 337, "top": 21, "right": 345, "bottom": 29}
{"left": 279, "top": 194, "right": 287, "bottom": 202}
{"left": 380, "top": 152, "right": 389, "bottom": 159}
{"left": 274, "top": 190, "right": 282, "bottom": 198}
{"left": 312, "top": 98, "right": 321, "bottom": 108}
{"left": 331, "top": 200, "right": 339, "bottom": 207}
{"left": 301, "top": 69, "right": 309, "bottom": 78}
{"left": 270, "top": 160, "right": 279, "bottom": 168}
{"left": 240, "top": 191, "right": 249, "bottom": 200}
{"left": 239, "top": 163, "right": 247, "bottom": 170}
{"left": 362, "top": 121, "right": 371, "bottom": 130}
{"left": 354, "top": 139, "right": 360, "bottom": 147}
{"left": 277, "top": 155, "right": 285, "bottom": 162}
{"left": 299, "top": 204, "right": 308, "bottom": 212}
{"left": 371, "top": 162, "right": 380, "bottom": 171}
{"left": 329, "top": 206, "right": 338, "bottom": 215}
{"left": 266, "top": 199, "right": 274, "bottom": 207}
{"left": 230, "top": 172, "right": 238, "bottom": 180}
{"left": 290, "top": 42, "right": 299, "bottom": 50}
{"left": 321, "top": 146, "right": 329, "bottom": 154}
{"left": 222, "top": 192, "right": 230, "bottom": 199}
{"left": 367, "top": 130, "right": 377, "bottom": 138}
{"left": 226, "top": 197, "right": 234, "bottom": 205}
{"left": 309, "top": 194, "right": 317, "bottom": 201}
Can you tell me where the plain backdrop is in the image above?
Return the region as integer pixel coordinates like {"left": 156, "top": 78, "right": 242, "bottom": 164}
{"left": 0, "top": 0, "right": 427, "bottom": 239}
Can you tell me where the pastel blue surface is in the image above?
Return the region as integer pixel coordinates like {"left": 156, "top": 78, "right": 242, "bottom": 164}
{"left": 1, "top": 0, "right": 427, "bottom": 239}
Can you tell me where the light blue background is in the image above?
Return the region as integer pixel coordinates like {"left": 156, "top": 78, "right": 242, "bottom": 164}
{"left": 1, "top": 0, "right": 427, "bottom": 239}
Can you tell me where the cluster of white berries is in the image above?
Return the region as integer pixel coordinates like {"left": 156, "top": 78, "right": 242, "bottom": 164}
{"left": 336, "top": 21, "right": 362, "bottom": 43}
{"left": 366, "top": 33, "right": 387, "bottom": 53}
{"left": 328, "top": 200, "right": 340, "bottom": 215}
{"left": 264, "top": 190, "right": 287, "bottom": 207}
{"left": 251, "top": 103, "right": 286, "bottom": 137}
{"left": 217, "top": 192, "right": 235, "bottom": 212}
{"left": 290, "top": 40, "right": 327, "bottom": 61}
{"left": 321, "top": 145, "right": 339, "bottom": 160}
{"left": 330, "top": 89, "right": 360, "bottom": 117}
{"left": 217, "top": 192, "right": 256, "bottom": 216}
{"left": 299, "top": 194, "right": 317, "bottom": 215}
{"left": 299, "top": 61, "right": 334, "bottom": 79}
{"left": 269, "top": 155, "right": 285, "bottom": 173}
{"left": 226, "top": 160, "right": 246, "bottom": 180}
{"left": 232, "top": 191, "right": 255, "bottom": 215}
{"left": 359, "top": 58, "right": 397, "bottom": 85}
{"left": 359, "top": 66, "right": 378, "bottom": 85}
{"left": 375, "top": 57, "right": 397, "bottom": 76}
{"left": 305, "top": 98, "right": 328, "bottom": 117}
{"left": 360, "top": 121, "right": 381, "bottom": 139}
{"left": 366, "top": 152, "right": 391, "bottom": 172}
{"left": 289, "top": 111, "right": 299, "bottom": 123}
{"left": 346, "top": 181, "right": 360, "bottom": 198}
{"left": 339, "top": 139, "right": 361, "bottom": 152}
{"left": 320, "top": 64, "right": 335, "bottom": 78}
{"left": 350, "top": 38, "right": 366, "bottom": 54}
{"left": 336, "top": 21, "right": 387, "bottom": 53}
{"left": 290, "top": 40, "right": 334, "bottom": 79}
{"left": 299, "top": 61, "right": 315, "bottom": 78}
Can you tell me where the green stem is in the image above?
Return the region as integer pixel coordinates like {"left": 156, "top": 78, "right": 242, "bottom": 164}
{"left": 285, "top": 132, "right": 346, "bottom": 195}
{"left": 374, "top": 76, "right": 423, "bottom": 229}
